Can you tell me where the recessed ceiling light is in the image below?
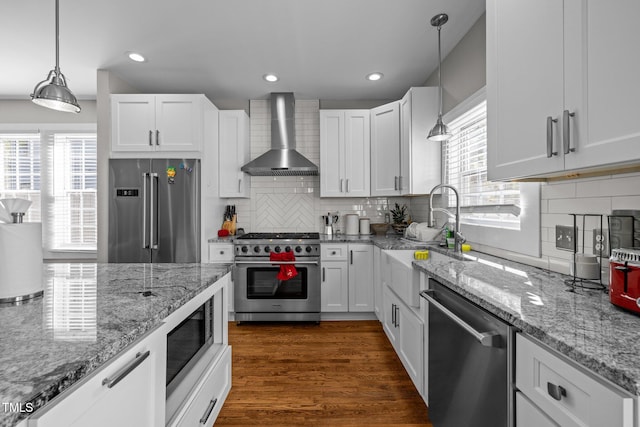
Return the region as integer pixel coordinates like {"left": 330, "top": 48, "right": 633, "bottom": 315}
{"left": 366, "top": 72, "right": 384, "bottom": 81}
{"left": 127, "top": 52, "right": 146, "bottom": 63}
{"left": 263, "top": 74, "right": 279, "bottom": 83}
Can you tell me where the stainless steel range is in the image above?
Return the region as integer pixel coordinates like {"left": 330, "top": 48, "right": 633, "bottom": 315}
{"left": 233, "top": 232, "right": 320, "bottom": 322}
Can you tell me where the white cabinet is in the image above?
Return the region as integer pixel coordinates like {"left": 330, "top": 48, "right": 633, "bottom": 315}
{"left": 218, "top": 110, "right": 250, "bottom": 198}
{"left": 30, "top": 326, "right": 165, "bottom": 427}
{"left": 370, "top": 101, "right": 401, "bottom": 196}
{"left": 516, "top": 333, "right": 635, "bottom": 427}
{"left": 111, "top": 94, "right": 204, "bottom": 153}
{"left": 382, "top": 286, "right": 423, "bottom": 394}
{"left": 319, "top": 110, "right": 370, "bottom": 197}
{"left": 516, "top": 392, "right": 559, "bottom": 427}
{"left": 399, "top": 87, "right": 441, "bottom": 195}
{"left": 207, "top": 242, "right": 234, "bottom": 313}
{"left": 487, "top": 0, "right": 640, "bottom": 180}
{"left": 373, "top": 246, "right": 383, "bottom": 321}
{"left": 320, "top": 243, "right": 373, "bottom": 312}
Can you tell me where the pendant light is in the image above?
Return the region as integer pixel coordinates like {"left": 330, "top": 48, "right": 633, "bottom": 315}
{"left": 31, "top": 0, "right": 81, "bottom": 113}
{"left": 427, "top": 13, "right": 450, "bottom": 141}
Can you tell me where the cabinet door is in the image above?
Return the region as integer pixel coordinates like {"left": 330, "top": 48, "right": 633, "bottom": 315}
{"left": 30, "top": 328, "right": 165, "bottom": 427}
{"left": 348, "top": 244, "right": 373, "bottom": 312}
{"left": 321, "top": 261, "right": 349, "bottom": 312}
{"left": 398, "top": 305, "right": 424, "bottom": 394}
{"left": 111, "top": 95, "right": 156, "bottom": 152}
{"left": 487, "top": 0, "right": 565, "bottom": 180}
{"left": 563, "top": 1, "right": 640, "bottom": 171}
{"left": 382, "top": 287, "right": 399, "bottom": 347}
{"left": 343, "top": 111, "right": 370, "bottom": 197}
{"left": 155, "top": 95, "right": 202, "bottom": 152}
{"left": 370, "top": 102, "right": 401, "bottom": 196}
{"left": 219, "top": 111, "right": 250, "bottom": 198}
{"left": 373, "top": 246, "right": 383, "bottom": 321}
{"left": 516, "top": 392, "right": 559, "bottom": 427}
{"left": 319, "top": 110, "right": 345, "bottom": 197}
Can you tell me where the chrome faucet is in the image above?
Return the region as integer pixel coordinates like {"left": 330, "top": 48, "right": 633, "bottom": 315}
{"left": 428, "top": 184, "right": 462, "bottom": 253}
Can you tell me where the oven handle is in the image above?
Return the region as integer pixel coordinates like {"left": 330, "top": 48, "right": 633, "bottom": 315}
{"left": 234, "top": 260, "right": 319, "bottom": 265}
{"left": 420, "top": 290, "right": 501, "bottom": 347}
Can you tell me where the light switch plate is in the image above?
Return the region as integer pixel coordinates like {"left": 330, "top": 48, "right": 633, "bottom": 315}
{"left": 555, "top": 225, "right": 576, "bottom": 251}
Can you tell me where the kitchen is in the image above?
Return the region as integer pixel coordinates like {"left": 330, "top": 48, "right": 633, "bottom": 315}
{"left": 1, "top": 0, "right": 640, "bottom": 426}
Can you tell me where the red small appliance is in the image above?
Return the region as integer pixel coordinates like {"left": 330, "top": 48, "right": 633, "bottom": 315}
{"left": 609, "top": 248, "right": 640, "bottom": 314}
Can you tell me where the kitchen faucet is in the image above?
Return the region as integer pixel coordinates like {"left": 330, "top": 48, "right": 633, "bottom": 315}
{"left": 428, "top": 184, "right": 463, "bottom": 253}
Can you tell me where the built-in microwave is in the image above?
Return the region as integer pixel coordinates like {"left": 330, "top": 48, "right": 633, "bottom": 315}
{"left": 166, "top": 294, "right": 218, "bottom": 420}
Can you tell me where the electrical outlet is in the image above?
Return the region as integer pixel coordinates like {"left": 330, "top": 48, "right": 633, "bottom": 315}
{"left": 555, "top": 225, "right": 576, "bottom": 251}
{"left": 593, "top": 228, "right": 609, "bottom": 256}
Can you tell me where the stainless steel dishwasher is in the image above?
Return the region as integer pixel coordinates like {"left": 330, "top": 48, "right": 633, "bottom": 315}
{"left": 420, "top": 278, "right": 514, "bottom": 427}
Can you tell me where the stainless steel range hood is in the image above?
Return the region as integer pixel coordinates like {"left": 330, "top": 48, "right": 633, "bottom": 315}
{"left": 241, "top": 92, "right": 318, "bottom": 176}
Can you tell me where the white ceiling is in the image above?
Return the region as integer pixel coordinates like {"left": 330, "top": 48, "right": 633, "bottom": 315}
{"left": 0, "top": 0, "right": 485, "bottom": 102}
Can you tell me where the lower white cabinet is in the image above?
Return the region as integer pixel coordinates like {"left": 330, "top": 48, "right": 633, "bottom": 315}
{"left": 516, "top": 392, "right": 559, "bottom": 427}
{"left": 321, "top": 243, "right": 373, "bottom": 312}
{"left": 29, "top": 327, "right": 166, "bottom": 427}
{"left": 373, "top": 246, "right": 383, "bottom": 321}
{"left": 207, "top": 242, "right": 235, "bottom": 312}
{"left": 516, "top": 333, "right": 635, "bottom": 427}
{"left": 382, "top": 286, "right": 423, "bottom": 395}
{"left": 168, "top": 346, "right": 231, "bottom": 427}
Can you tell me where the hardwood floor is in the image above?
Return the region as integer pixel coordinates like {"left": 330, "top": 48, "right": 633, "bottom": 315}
{"left": 215, "top": 320, "right": 432, "bottom": 426}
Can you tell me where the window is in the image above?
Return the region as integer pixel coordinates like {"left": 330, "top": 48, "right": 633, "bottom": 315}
{"left": 443, "top": 98, "right": 521, "bottom": 229}
{"left": 441, "top": 88, "right": 540, "bottom": 257}
{"left": 0, "top": 126, "right": 97, "bottom": 258}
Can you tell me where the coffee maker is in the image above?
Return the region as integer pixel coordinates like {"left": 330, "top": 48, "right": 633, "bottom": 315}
{"left": 322, "top": 213, "right": 339, "bottom": 235}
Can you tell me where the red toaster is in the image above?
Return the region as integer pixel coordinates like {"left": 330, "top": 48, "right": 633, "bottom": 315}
{"left": 609, "top": 248, "right": 640, "bottom": 314}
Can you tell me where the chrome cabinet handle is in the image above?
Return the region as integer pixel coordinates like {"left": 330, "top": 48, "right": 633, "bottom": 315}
{"left": 346, "top": 179, "right": 350, "bottom": 193}
{"left": 420, "top": 290, "right": 501, "bottom": 347}
{"left": 546, "top": 116, "right": 558, "bottom": 158}
{"left": 102, "top": 351, "right": 150, "bottom": 389}
{"left": 350, "top": 250, "right": 353, "bottom": 265}
{"left": 331, "top": 251, "right": 336, "bottom": 255}
{"left": 199, "top": 398, "right": 218, "bottom": 424}
{"left": 155, "top": 129, "right": 160, "bottom": 145}
{"left": 142, "top": 173, "right": 149, "bottom": 249}
{"left": 220, "top": 250, "right": 225, "bottom": 255}
{"left": 394, "top": 176, "right": 399, "bottom": 191}
{"left": 395, "top": 306, "right": 400, "bottom": 328}
{"left": 547, "top": 382, "right": 567, "bottom": 401}
{"left": 563, "top": 110, "right": 575, "bottom": 154}
{"left": 391, "top": 303, "right": 396, "bottom": 325}
{"left": 322, "top": 267, "right": 326, "bottom": 282}
{"left": 148, "top": 130, "right": 153, "bottom": 146}
{"left": 340, "top": 178, "right": 344, "bottom": 193}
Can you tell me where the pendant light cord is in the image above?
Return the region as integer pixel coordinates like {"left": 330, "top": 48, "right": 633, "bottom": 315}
{"left": 55, "top": 0, "right": 60, "bottom": 77}
{"left": 437, "top": 24, "right": 443, "bottom": 117}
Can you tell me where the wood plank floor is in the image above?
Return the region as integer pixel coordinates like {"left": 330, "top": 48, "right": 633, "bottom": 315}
{"left": 214, "top": 320, "right": 432, "bottom": 426}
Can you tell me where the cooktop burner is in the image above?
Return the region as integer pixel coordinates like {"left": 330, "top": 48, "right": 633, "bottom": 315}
{"left": 238, "top": 232, "right": 319, "bottom": 240}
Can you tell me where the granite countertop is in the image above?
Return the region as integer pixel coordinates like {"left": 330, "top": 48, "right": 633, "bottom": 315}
{"left": 410, "top": 248, "right": 640, "bottom": 397}
{"left": 0, "top": 263, "right": 231, "bottom": 427}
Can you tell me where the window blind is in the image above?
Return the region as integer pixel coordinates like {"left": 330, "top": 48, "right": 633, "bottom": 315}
{"left": 443, "top": 100, "right": 521, "bottom": 229}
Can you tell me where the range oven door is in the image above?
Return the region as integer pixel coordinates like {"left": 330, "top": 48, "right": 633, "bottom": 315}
{"left": 234, "top": 259, "right": 320, "bottom": 321}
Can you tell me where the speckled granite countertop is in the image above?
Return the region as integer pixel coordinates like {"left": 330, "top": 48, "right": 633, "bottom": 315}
{"left": 0, "top": 263, "right": 230, "bottom": 427}
{"left": 410, "top": 248, "right": 640, "bottom": 397}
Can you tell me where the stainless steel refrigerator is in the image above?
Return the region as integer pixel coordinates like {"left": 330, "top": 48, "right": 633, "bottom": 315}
{"left": 108, "top": 159, "right": 200, "bottom": 263}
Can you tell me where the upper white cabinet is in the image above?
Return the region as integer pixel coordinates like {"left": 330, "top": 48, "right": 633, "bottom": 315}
{"left": 487, "top": 0, "right": 640, "bottom": 180}
{"left": 218, "top": 110, "right": 250, "bottom": 198}
{"left": 319, "top": 110, "right": 370, "bottom": 197}
{"left": 111, "top": 94, "right": 204, "bottom": 153}
{"left": 400, "top": 87, "right": 441, "bottom": 195}
{"left": 370, "top": 101, "right": 401, "bottom": 196}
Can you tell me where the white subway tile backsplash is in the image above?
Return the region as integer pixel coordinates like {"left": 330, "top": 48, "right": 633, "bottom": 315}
{"left": 541, "top": 182, "right": 576, "bottom": 199}
{"left": 547, "top": 197, "right": 611, "bottom": 214}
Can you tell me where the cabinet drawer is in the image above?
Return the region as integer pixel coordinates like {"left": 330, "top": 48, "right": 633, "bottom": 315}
{"left": 515, "top": 392, "right": 558, "bottom": 427}
{"left": 516, "top": 334, "right": 635, "bottom": 427}
{"left": 321, "top": 244, "right": 348, "bottom": 261}
{"left": 208, "top": 243, "right": 234, "bottom": 263}
{"left": 171, "top": 346, "right": 232, "bottom": 427}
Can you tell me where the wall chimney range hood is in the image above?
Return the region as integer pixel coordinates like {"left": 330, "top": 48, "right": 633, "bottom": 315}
{"left": 241, "top": 92, "right": 318, "bottom": 176}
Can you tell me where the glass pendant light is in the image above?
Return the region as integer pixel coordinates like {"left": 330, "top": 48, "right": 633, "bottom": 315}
{"left": 31, "top": 0, "right": 81, "bottom": 113}
{"left": 427, "top": 13, "right": 450, "bottom": 141}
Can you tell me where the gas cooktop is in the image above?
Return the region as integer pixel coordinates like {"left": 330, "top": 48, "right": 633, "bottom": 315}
{"left": 236, "top": 232, "right": 319, "bottom": 240}
{"left": 234, "top": 232, "right": 320, "bottom": 257}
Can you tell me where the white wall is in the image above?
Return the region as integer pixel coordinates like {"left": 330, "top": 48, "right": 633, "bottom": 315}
{"left": 0, "top": 99, "right": 96, "bottom": 123}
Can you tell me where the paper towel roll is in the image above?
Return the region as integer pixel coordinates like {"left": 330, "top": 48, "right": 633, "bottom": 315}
{"left": 0, "top": 223, "right": 43, "bottom": 301}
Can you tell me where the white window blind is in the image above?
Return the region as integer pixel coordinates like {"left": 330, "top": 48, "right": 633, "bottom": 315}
{"left": 443, "top": 100, "right": 521, "bottom": 229}
{"left": 0, "top": 130, "right": 97, "bottom": 255}
{"left": 0, "top": 134, "right": 42, "bottom": 222}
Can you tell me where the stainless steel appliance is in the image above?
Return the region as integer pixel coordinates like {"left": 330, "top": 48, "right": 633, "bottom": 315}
{"left": 420, "top": 279, "right": 514, "bottom": 427}
{"left": 108, "top": 159, "right": 200, "bottom": 263}
{"left": 234, "top": 232, "right": 321, "bottom": 322}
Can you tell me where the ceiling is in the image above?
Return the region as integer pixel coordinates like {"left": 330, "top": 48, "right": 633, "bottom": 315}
{"left": 0, "top": 0, "right": 485, "bottom": 103}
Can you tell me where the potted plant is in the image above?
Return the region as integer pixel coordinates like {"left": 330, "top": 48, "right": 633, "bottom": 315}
{"left": 390, "top": 203, "right": 409, "bottom": 234}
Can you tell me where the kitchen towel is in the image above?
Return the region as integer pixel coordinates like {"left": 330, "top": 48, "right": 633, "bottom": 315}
{"left": 0, "top": 223, "right": 43, "bottom": 300}
{"left": 269, "top": 251, "right": 298, "bottom": 281}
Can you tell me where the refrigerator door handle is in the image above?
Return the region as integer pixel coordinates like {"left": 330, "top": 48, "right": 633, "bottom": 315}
{"left": 150, "top": 173, "right": 159, "bottom": 250}
{"left": 142, "top": 173, "right": 149, "bottom": 249}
